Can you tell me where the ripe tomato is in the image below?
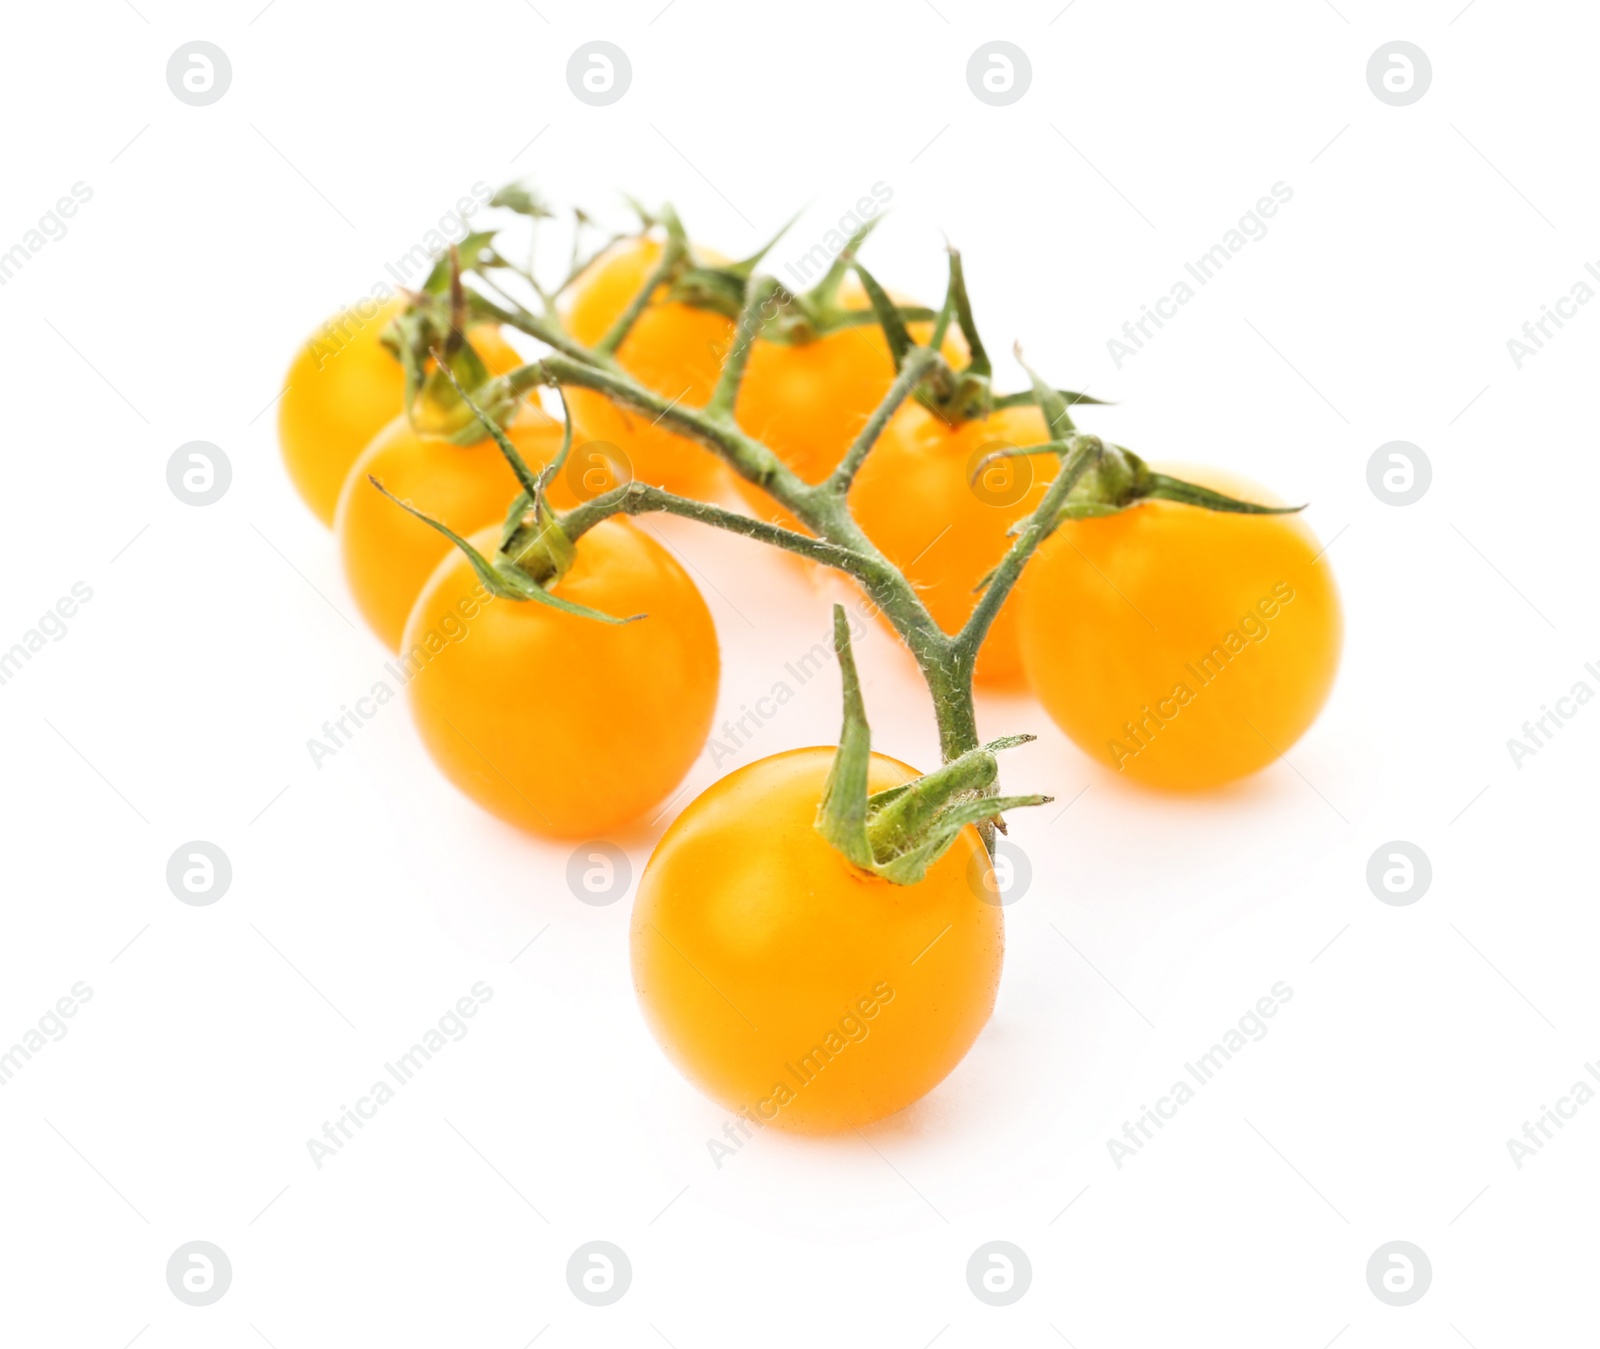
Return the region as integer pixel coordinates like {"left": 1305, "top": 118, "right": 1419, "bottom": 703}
{"left": 732, "top": 286, "right": 965, "bottom": 529}
{"left": 631, "top": 746, "right": 1002, "bottom": 1133}
{"left": 852, "top": 401, "right": 1055, "bottom": 689}
{"left": 561, "top": 236, "right": 734, "bottom": 499}
{"left": 1016, "top": 466, "right": 1342, "bottom": 789}
{"left": 404, "top": 521, "right": 719, "bottom": 837}
{"left": 336, "top": 403, "right": 581, "bottom": 651}
{"left": 278, "top": 295, "right": 522, "bottom": 525}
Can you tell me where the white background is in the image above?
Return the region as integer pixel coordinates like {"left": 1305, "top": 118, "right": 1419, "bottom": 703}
{"left": 1, "top": 1, "right": 1595, "bottom": 1344}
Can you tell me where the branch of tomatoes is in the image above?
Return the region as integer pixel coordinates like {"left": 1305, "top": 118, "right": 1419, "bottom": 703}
{"left": 376, "top": 190, "right": 1307, "bottom": 872}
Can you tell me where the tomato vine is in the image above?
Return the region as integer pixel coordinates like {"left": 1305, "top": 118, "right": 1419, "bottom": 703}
{"left": 380, "top": 197, "right": 1296, "bottom": 874}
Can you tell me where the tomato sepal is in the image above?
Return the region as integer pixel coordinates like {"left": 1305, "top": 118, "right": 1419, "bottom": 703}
{"left": 848, "top": 261, "right": 913, "bottom": 370}
{"left": 990, "top": 388, "right": 1108, "bottom": 413}
{"left": 1139, "top": 470, "right": 1306, "bottom": 516}
{"left": 383, "top": 250, "right": 517, "bottom": 443}
{"left": 814, "top": 606, "right": 1050, "bottom": 884}
{"left": 366, "top": 476, "right": 637, "bottom": 625}
{"left": 977, "top": 366, "right": 1308, "bottom": 524}
{"left": 1050, "top": 447, "right": 1307, "bottom": 523}
{"left": 418, "top": 232, "right": 501, "bottom": 294}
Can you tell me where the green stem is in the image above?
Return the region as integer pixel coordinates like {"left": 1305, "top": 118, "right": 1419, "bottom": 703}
{"left": 469, "top": 294, "right": 600, "bottom": 368}
{"left": 539, "top": 346, "right": 979, "bottom": 757}
{"left": 537, "top": 353, "right": 798, "bottom": 500}
{"left": 706, "top": 275, "right": 782, "bottom": 420}
{"left": 954, "top": 434, "right": 1104, "bottom": 665}
{"left": 559, "top": 482, "right": 862, "bottom": 573}
{"left": 827, "top": 345, "right": 941, "bottom": 493}
{"left": 593, "top": 230, "right": 685, "bottom": 358}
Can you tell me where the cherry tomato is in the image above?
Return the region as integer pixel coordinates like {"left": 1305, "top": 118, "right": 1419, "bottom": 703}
{"left": 631, "top": 746, "right": 1002, "bottom": 1133}
{"left": 852, "top": 401, "right": 1055, "bottom": 688}
{"left": 336, "top": 404, "right": 580, "bottom": 651}
{"left": 278, "top": 295, "right": 522, "bottom": 526}
{"left": 404, "top": 521, "right": 719, "bottom": 837}
{"left": 561, "top": 236, "right": 734, "bottom": 499}
{"left": 1016, "top": 466, "right": 1342, "bottom": 789}
{"left": 732, "top": 285, "right": 965, "bottom": 529}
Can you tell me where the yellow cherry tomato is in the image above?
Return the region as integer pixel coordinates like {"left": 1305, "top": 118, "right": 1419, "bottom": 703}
{"left": 1017, "top": 466, "right": 1343, "bottom": 789}
{"left": 404, "top": 521, "right": 719, "bottom": 837}
{"left": 278, "top": 295, "right": 522, "bottom": 525}
{"left": 852, "top": 401, "right": 1055, "bottom": 689}
{"left": 561, "top": 236, "right": 734, "bottom": 499}
{"left": 631, "top": 746, "right": 1002, "bottom": 1133}
{"left": 733, "top": 286, "right": 965, "bottom": 530}
{"left": 336, "top": 404, "right": 580, "bottom": 651}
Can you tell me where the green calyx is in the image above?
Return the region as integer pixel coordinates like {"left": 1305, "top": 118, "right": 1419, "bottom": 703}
{"left": 370, "top": 370, "right": 639, "bottom": 625}
{"left": 1052, "top": 444, "right": 1307, "bottom": 522}
{"left": 660, "top": 211, "right": 934, "bottom": 346}
{"left": 370, "top": 479, "right": 621, "bottom": 620}
{"left": 385, "top": 246, "right": 517, "bottom": 444}
{"left": 972, "top": 353, "right": 1305, "bottom": 525}
{"left": 854, "top": 245, "right": 1107, "bottom": 433}
{"left": 815, "top": 606, "right": 1050, "bottom": 884}
{"left": 850, "top": 244, "right": 991, "bottom": 425}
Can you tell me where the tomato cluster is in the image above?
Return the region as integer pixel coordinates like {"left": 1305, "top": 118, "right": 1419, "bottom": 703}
{"left": 277, "top": 196, "right": 1342, "bottom": 1132}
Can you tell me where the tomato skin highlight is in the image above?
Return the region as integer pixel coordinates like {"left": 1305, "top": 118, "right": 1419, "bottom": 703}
{"left": 631, "top": 747, "right": 1003, "bottom": 1133}
{"left": 335, "top": 407, "right": 572, "bottom": 652}
{"left": 279, "top": 296, "right": 522, "bottom": 526}
{"left": 1017, "top": 466, "right": 1343, "bottom": 789}
{"left": 403, "top": 521, "right": 719, "bottom": 837}
{"left": 853, "top": 401, "right": 1054, "bottom": 688}
{"left": 561, "top": 237, "right": 734, "bottom": 498}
